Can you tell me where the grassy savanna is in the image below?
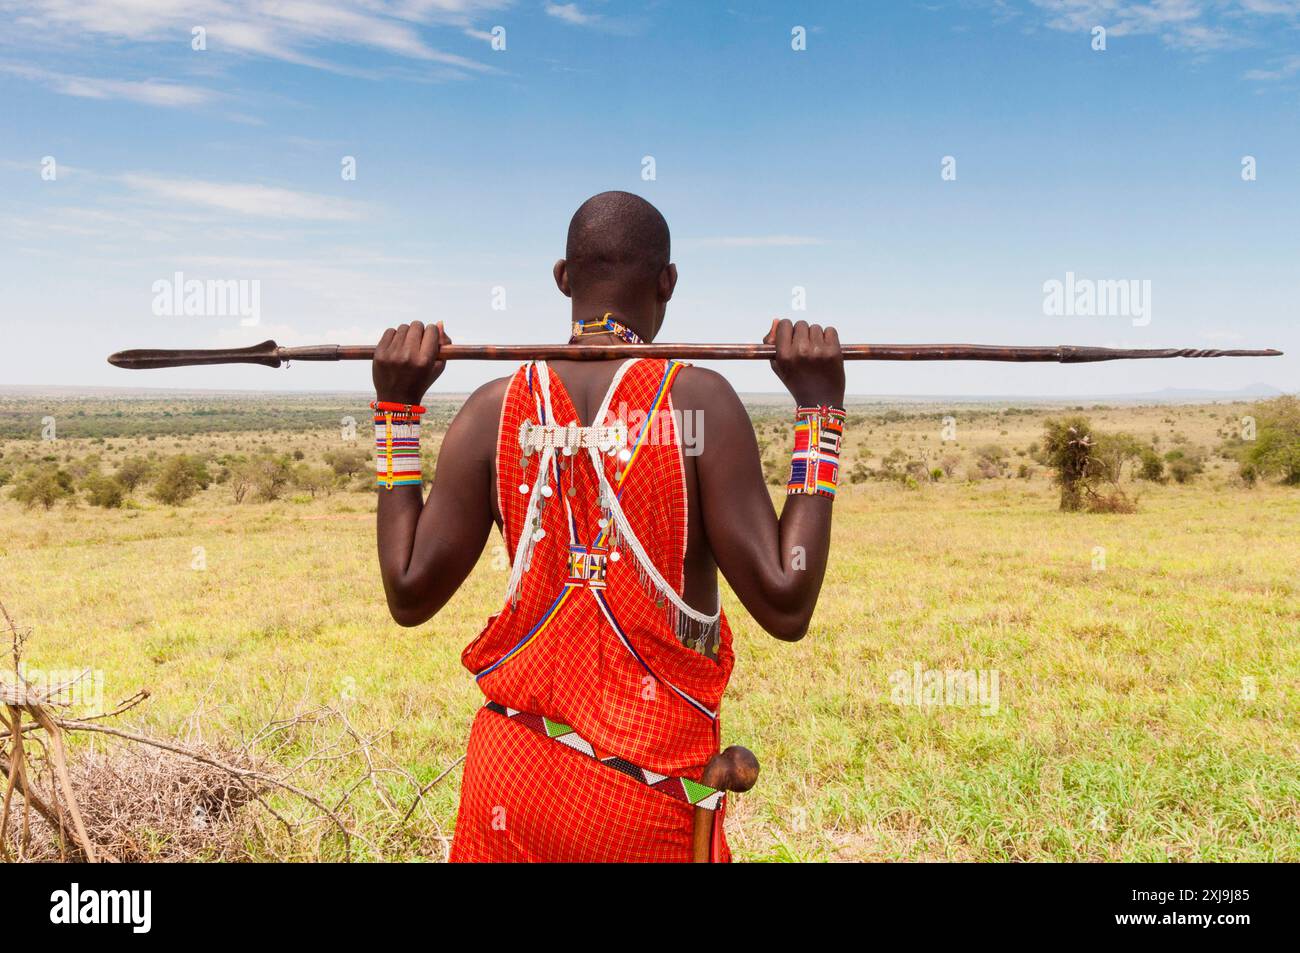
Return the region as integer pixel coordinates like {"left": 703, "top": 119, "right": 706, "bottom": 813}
{"left": 0, "top": 394, "right": 1297, "bottom": 861}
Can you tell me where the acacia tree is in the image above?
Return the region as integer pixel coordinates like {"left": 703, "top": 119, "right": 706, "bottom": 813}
{"left": 1092, "top": 432, "right": 1143, "bottom": 484}
{"left": 225, "top": 456, "right": 254, "bottom": 503}
{"left": 1246, "top": 396, "right": 1300, "bottom": 485}
{"left": 150, "top": 455, "right": 210, "bottom": 505}
{"left": 1041, "top": 416, "right": 1095, "bottom": 511}
{"left": 251, "top": 453, "right": 294, "bottom": 501}
{"left": 294, "top": 464, "right": 337, "bottom": 499}
{"left": 115, "top": 456, "right": 154, "bottom": 492}
{"left": 10, "top": 467, "right": 75, "bottom": 510}
{"left": 323, "top": 448, "right": 368, "bottom": 481}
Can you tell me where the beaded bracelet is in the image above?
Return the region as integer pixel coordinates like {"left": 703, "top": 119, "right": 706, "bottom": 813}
{"left": 371, "top": 400, "right": 426, "bottom": 415}
{"left": 786, "top": 404, "right": 846, "bottom": 499}
{"left": 372, "top": 400, "right": 425, "bottom": 489}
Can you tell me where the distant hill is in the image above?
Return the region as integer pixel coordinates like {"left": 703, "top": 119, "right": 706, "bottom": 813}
{"left": 1130, "top": 384, "right": 1286, "bottom": 402}
{"left": 825, "top": 383, "right": 1291, "bottom": 408}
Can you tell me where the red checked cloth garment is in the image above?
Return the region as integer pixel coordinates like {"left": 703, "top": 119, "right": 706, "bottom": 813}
{"left": 450, "top": 358, "right": 736, "bottom": 862}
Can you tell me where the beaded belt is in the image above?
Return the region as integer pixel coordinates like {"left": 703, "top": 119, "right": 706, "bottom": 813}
{"left": 483, "top": 701, "right": 724, "bottom": 811}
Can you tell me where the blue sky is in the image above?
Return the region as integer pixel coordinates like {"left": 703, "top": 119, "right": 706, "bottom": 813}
{"left": 1, "top": 0, "right": 1297, "bottom": 396}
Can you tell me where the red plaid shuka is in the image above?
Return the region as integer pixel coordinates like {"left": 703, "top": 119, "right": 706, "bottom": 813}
{"left": 450, "top": 358, "right": 736, "bottom": 862}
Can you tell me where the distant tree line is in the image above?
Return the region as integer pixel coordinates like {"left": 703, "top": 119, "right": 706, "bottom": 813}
{"left": 6, "top": 396, "right": 1297, "bottom": 513}
{"left": 0, "top": 445, "right": 410, "bottom": 511}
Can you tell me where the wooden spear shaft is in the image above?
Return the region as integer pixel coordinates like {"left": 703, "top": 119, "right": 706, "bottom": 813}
{"left": 107, "top": 339, "right": 1283, "bottom": 370}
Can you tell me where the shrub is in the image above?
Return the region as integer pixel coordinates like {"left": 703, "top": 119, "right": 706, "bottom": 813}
{"left": 115, "top": 456, "right": 154, "bottom": 492}
{"left": 1087, "top": 490, "right": 1138, "bottom": 514}
{"left": 1137, "top": 447, "right": 1165, "bottom": 482}
{"left": 251, "top": 453, "right": 294, "bottom": 501}
{"left": 1041, "top": 416, "right": 1094, "bottom": 511}
{"left": 878, "top": 449, "right": 909, "bottom": 481}
{"left": 904, "top": 460, "right": 931, "bottom": 483}
{"left": 1040, "top": 417, "right": 1138, "bottom": 513}
{"left": 294, "top": 464, "right": 337, "bottom": 499}
{"left": 323, "top": 448, "right": 369, "bottom": 480}
{"left": 761, "top": 454, "right": 784, "bottom": 486}
{"left": 1091, "top": 432, "right": 1143, "bottom": 484}
{"left": 83, "top": 472, "right": 126, "bottom": 508}
{"left": 1163, "top": 449, "right": 1205, "bottom": 484}
{"left": 150, "top": 455, "right": 210, "bottom": 505}
{"left": 10, "top": 467, "right": 75, "bottom": 510}
{"left": 66, "top": 454, "right": 102, "bottom": 482}
{"left": 974, "top": 444, "right": 1008, "bottom": 479}
{"left": 1245, "top": 395, "right": 1300, "bottom": 485}
{"left": 222, "top": 457, "right": 255, "bottom": 504}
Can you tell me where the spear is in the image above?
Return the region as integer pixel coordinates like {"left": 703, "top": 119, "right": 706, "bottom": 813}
{"left": 107, "top": 339, "right": 1283, "bottom": 369}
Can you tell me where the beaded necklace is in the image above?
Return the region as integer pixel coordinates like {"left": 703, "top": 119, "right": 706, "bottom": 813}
{"left": 569, "top": 312, "right": 645, "bottom": 345}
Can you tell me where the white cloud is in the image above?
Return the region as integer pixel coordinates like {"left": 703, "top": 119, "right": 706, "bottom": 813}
{"left": 0, "top": 1, "right": 506, "bottom": 74}
{"left": 545, "top": 3, "right": 596, "bottom": 26}
{"left": 1237, "top": 0, "right": 1300, "bottom": 12}
{"left": 1027, "top": 0, "right": 1300, "bottom": 52}
{"left": 0, "top": 64, "right": 216, "bottom": 106}
{"left": 542, "top": 3, "right": 640, "bottom": 35}
{"left": 119, "top": 174, "right": 370, "bottom": 221}
{"left": 1244, "top": 54, "right": 1300, "bottom": 80}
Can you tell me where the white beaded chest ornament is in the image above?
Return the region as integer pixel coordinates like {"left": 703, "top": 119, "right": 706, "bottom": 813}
{"left": 515, "top": 420, "right": 632, "bottom": 552}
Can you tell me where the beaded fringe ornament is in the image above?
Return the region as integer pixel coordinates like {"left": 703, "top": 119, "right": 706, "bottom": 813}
{"left": 506, "top": 417, "right": 630, "bottom": 606}
{"left": 506, "top": 444, "right": 555, "bottom": 604}
{"left": 518, "top": 419, "right": 629, "bottom": 455}
{"left": 505, "top": 416, "right": 720, "bottom": 660}
{"left": 587, "top": 444, "right": 721, "bottom": 659}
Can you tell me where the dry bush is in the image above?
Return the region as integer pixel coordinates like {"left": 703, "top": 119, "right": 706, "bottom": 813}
{"left": 1, "top": 599, "right": 452, "bottom": 863}
{"left": 14, "top": 743, "right": 262, "bottom": 862}
{"left": 1085, "top": 490, "right": 1138, "bottom": 514}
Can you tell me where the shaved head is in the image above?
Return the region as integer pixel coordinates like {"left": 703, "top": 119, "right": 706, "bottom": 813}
{"left": 564, "top": 191, "right": 671, "bottom": 293}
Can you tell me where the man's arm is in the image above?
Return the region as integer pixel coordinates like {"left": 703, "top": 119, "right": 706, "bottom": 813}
{"left": 685, "top": 319, "right": 845, "bottom": 641}
{"left": 372, "top": 321, "right": 501, "bottom": 627}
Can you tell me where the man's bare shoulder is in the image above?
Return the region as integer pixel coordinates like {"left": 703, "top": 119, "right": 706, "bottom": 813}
{"left": 455, "top": 374, "right": 513, "bottom": 422}
{"left": 670, "top": 364, "right": 742, "bottom": 414}
{"left": 670, "top": 365, "right": 756, "bottom": 459}
{"left": 444, "top": 374, "right": 514, "bottom": 465}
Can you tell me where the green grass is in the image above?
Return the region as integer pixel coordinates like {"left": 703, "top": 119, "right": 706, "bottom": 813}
{"left": 2, "top": 464, "right": 1296, "bottom": 861}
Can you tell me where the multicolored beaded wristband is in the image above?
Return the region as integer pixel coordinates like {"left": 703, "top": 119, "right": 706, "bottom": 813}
{"left": 786, "top": 404, "right": 846, "bottom": 499}
{"left": 371, "top": 400, "right": 426, "bottom": 415}
{"left": 371, "top": 400, "right": 425, "bottom": 489}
